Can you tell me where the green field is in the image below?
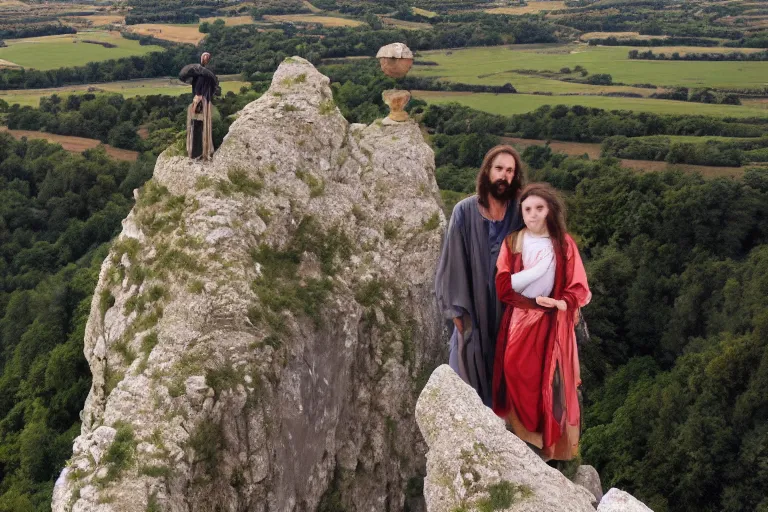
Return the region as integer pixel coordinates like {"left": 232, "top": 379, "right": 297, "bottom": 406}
{"left": 413, "top": 91, "right": 768, "bottom": 118}
{"left": 0, "top": 31, "right": 164, "bottom": 70}
{"left": 479, "top": 72, "right": 658, "bottom": 96}
{"left": 412, "top": 44, "right": 768, "bottom": 90}
{"left": 412, "top": 7, "right": 438, "bottom": 17}
{"left": 0, "top": 77, "right": 249, "bottom": 107}
{"left": 635, "top": 135, "right": 764, "bottom": 142}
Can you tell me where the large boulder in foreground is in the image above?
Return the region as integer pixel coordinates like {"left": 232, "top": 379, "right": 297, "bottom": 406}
{"left": 52, "top": 57, "right": 446, "bottom": 512}
{"left": 416, "top": 365, "right": 597, "bottom": 512}
{"left": 598, "top": 488, "right": 653, "bottom": 512}
{"left": 415, "top": 366, "right": 657, "bottom": 512}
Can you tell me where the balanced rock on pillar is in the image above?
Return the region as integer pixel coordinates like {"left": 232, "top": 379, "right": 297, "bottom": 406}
{"left": 377, "top": 42, "right": 414, "bottom": 122}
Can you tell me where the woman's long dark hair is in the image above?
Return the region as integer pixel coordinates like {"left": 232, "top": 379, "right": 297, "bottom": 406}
{"left": 476, "top": 145, "right": 525, "bottom": 208}
{"left": 519, "top": 182, "right": 568, "bottom": 254}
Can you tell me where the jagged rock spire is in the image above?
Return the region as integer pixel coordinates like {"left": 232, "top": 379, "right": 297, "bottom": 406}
{"left": 53, "top": 57, "right": 445, "bottom": 512}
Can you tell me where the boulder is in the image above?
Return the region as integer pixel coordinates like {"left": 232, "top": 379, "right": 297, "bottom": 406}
{"left": 598, "top": 488, "right": 654, "bottom": 512}
{"left": 415, "top": 365, "right": 596, "bottom": 512}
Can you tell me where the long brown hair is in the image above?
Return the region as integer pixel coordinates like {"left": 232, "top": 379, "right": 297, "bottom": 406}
{"left": 519, "top": 182, "right": 568, "bottom": 253}
{"left": 476, "top": 145, "right": 525, "bottom": 208}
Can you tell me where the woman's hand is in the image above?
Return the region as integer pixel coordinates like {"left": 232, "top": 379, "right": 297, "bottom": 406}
{"left": 536, "top": 296, "right": 555, "bottom": 308}
{"left": 536, "top": 296, "right": 567, "bottom": 311}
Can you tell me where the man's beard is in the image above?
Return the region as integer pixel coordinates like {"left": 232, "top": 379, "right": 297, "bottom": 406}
{"left": 490, "top": 179, "right": 516, "bottom": 201}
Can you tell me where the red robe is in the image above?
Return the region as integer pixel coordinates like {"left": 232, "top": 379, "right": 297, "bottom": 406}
{"left": 491, "top": 229, "right": 591, "bottom": 460}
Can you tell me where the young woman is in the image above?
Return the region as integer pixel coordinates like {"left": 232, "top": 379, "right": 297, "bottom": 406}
{"left": 491, "top": 182, "right": 591, "bottom": 461}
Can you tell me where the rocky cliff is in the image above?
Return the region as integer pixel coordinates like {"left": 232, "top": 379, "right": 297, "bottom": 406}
{"left": 416, "top": 366, "right": 654, "bottom": 512}
{"left": 52, "top": 57, "right": 446, "bottom": 512}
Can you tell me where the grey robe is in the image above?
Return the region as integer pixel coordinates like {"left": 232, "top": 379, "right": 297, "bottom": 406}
{"left": 435, "top": 195, "right": 522, "bottom": 406}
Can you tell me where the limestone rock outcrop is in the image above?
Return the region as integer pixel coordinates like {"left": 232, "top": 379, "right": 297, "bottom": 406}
{"left": 416, "top": 365, "right": 596, "bottom": 512}
{"left": 598, "top": 488, "right": 653, "bottom": 512}
{"left": 416, "top": 365, "right": 655, "bottom": 512}
{"left": 573, "top": 465, "right": 603, "bottom": 505}
{"left": 52, "top": 56, "right": 445, "bottom": 512}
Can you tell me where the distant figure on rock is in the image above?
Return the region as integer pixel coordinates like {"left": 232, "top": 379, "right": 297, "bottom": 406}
{"left": 179, "top": 52, "right": 219, "bottom": 160}
{"left": 435, "top": 145, "right": 525, "bottom": 406}
{"left": 492, "top": 182, "right": 591, "bottom": 461}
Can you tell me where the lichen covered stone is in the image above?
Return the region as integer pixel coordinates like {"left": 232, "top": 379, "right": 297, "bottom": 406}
{"left": 53, "top": 56, "right": 445, "bottom": 512}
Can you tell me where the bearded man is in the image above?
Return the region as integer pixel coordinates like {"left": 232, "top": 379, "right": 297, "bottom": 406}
{"left": 435, "top": 145, "right": 525, "bottom": 406}
{"left": 179, "top": 52, "right": 219, "bottom": 160}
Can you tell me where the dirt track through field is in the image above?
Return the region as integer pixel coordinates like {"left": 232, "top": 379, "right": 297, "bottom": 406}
{"left": 0, "top": 127, "right": 139, "bottom": 161}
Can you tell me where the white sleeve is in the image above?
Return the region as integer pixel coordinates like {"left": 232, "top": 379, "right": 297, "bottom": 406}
{"left": 511, "top": 250, "right": 554, "bottom": 292}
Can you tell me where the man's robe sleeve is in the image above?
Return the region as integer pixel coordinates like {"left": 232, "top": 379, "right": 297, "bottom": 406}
{"left": 435, "top": 206, "right": 472, "bottom": 321}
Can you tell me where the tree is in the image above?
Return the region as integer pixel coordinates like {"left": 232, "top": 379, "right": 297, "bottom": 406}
{"left": 107, "top": 122, "right": 140, "bottom": 150}
{"left": 364, "top": 12, "right": 383, "bottom": 30}
{"left": 586, "top": 74, "right": 612, "bottom": 85}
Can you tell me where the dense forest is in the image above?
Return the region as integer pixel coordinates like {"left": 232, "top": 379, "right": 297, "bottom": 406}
{"left": 1, "top": 0, "right": 768, "bottom": 509}
{"left": 601, "top": 135, "right": 768, "bottom": 166}
{"left": 586, "top": 36, "right": 722, "bottom": 47}
{"left": 552, "top": 0, "right": 768, "bottom": 47}
{"left": 2, "top": 81, "right": 766, "bottom": 510}
{"left": 531, "top": 151, "right": 768, "bottom": 512}
{"left": 430, "top": 110, "right": 768, "bottom": 510}
{"left": 5, "top": 89, "right": 259, "bottom": 155}
{"left": 124, "top": 0, "right": 236, "bottom": 24}
{"left": 0, "top": 24, "right": 75, "bottom": 40}
{"left": 423, "top": 102, "right": 768, "bottom": 142}
{"left": 419, "top": 102, "right": 768, "bottom": 167}
{"left": 629, "top": 49, "right": 768, "bottom": 61}
{"left": 0, "top": 135, "right": 155, "bottom": 511}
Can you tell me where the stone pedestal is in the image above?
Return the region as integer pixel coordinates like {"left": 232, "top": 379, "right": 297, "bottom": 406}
{"left": 383, "top": 89, "right": 411, "bottom": 122}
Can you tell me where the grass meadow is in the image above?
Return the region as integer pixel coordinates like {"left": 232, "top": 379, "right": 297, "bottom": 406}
{"left": 302, "top": 1, "right": 322, "bottom": 13}
{"left": 413, "top": 91, "right": 768, "bottom": 118}
{"left": 199, "top": 15, "right": 255, "bottom": 26}
{"left": 0, "top": 76, "right": 249, "bottom": 107}
{"left": 75, "top": 15, "right": 126, "bottom": 27}
{"left": 381, "top": 17, "right": 433, "bottom": 30}
{"left": 485, "top": 1, "right": 567, "bottom": 14}
{"left": 125, "top": 24, "right": 206, "bottom": 44}
{"left": 262, "top": 14, "right": 363, "bottom": 27}
{"left": 0, "top": 31, "right": 164, "bottom": 70}
{"left": 412, "top": 7, "right": 438, "bottom": 18}
{"left": 412, "top": 44, "right": 768, "bottom": 91}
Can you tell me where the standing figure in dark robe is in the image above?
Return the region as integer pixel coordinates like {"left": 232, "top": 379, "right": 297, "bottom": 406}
{"left": 435, "top": 145, "right": 525, "bottom": 406}
{"left": 179, "top": 52, "right": 219, "bottom": 160}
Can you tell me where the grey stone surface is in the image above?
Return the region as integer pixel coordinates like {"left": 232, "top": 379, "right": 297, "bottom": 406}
{"left": 598, "top": 488, "right": 654, "bottom": 512}
{"left": 573, "top": 465, "right": 603, "bottom": 507}
{"left": 376, "top": 42, "right": 414, "bottom": 59}
{"left": 415, "top": 365, "right": 597, "bottom": 512}
{"left": 52, "top": 56, "right": 445, "bottom": 512}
